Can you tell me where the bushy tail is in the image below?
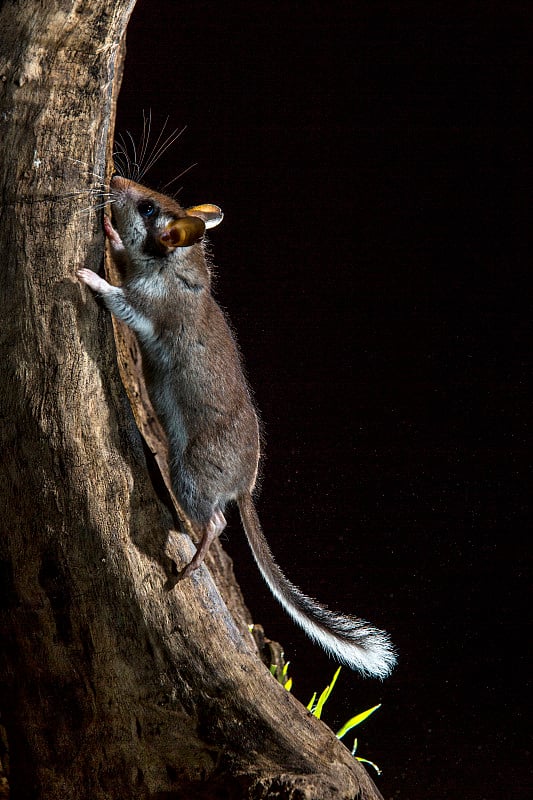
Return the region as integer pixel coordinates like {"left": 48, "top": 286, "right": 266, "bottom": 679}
{"left": 238, "top": 492, "right": 396, "bottom": 679}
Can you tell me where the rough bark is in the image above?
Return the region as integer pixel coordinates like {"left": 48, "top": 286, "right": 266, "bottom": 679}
{"left": 0, "top": 2, "right": 384, "bottom": 798}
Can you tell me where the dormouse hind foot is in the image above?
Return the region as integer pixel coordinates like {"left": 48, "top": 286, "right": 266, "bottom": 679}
{"left": 179, "top": 510, "right": 227, "bottom": 580}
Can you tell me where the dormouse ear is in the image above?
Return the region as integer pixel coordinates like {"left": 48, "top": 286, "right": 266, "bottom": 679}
{"left": 159, "top": 216, "right": 206, "bottom": 250}
{"left": 185, "top": 203, "right": 224, "bottom": 230}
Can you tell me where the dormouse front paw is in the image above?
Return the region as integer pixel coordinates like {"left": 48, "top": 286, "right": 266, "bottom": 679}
{"left": 103, "top": 214, "right": 124, "bottom": 251}
{"left": 77, "top": 268, "right": 113, "bottom": 296}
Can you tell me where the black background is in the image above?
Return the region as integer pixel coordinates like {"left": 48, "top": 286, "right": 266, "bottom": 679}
{"left": 116, "top": 3, "right": 531, "bottom": 798}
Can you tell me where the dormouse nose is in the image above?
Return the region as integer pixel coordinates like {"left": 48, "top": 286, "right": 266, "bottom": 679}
{"left": 110, "top": 175, "right": 133, "bottom": 194}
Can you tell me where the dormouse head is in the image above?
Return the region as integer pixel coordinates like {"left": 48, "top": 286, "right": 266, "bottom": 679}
{"left": 109, "top": 175, "right": 223, "bottom": 257}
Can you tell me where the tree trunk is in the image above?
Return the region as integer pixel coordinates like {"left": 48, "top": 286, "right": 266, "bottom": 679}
{"left": 0, "top": 2, "right": 384, "bottom": 798}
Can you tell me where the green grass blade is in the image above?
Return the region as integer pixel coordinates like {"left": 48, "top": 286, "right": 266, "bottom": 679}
{"left": 323, "top": 666, "right": 341, "bottom": 703}
{"left": 313, "top": 686, "right": 328, "bottom": 718}
{"left": 356, "top": 757, "right": 382, "bottom": 776}
{"left": 336, "top": 704, "right": 381, "bottom": 739}
{"left": 313, "top": 667, "right": 342, "bottom": 719}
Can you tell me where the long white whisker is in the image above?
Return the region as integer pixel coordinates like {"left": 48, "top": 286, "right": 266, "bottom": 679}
{"left": 113, "top": 118, "right": 188, "bottom": 185}
{"left": 140, "top": 124, "right": 187, "bottom": 181}
{"left": 125, "top": 130, "right": 140, "bottom": 181}
{"left": 137, "top": 115, "right": 169, "bottom": 182}
{"left": 76, "top": 198, "right": 117, "bottom": 216}
{"left": 161, "top": 161, "right": 198, "bottom": 192}
{"left": 64, "top": 157, "right": 106, "bottom": 183}
{"left": 113, "top": 136, "right": 127, "bottom": 159}
{"left": 112, "top": 150, "right": 128, "bottom": 178}
{"left": 138, "top": 109, "right": 152, "bottom": 177}
{"left": 114, "top": 135, "right": 132, "bottom": 179}
{"left": 60, "top": 189, "right": 112, "bottom": 202}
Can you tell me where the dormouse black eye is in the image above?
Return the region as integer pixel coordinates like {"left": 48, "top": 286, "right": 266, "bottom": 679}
{"left": 137, "top": 200, "right": 158, "bottom": 219}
